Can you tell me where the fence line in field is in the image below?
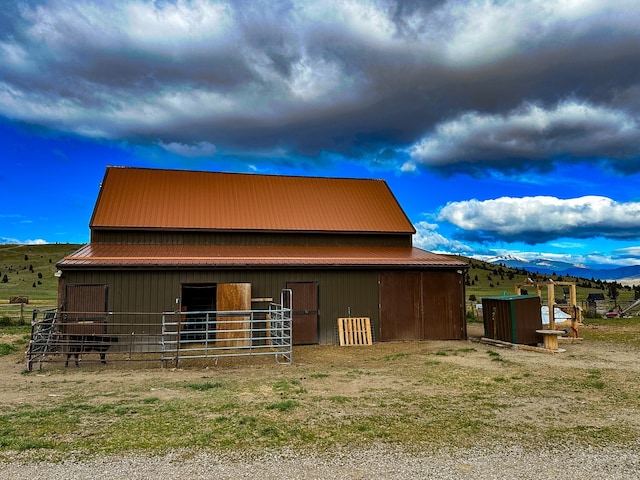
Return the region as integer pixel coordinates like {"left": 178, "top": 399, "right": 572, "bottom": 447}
{"left": 0, "top": 303, "right": 57, "bottom": 324}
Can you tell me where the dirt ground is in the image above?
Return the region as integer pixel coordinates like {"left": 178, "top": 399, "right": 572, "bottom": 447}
{"left": 3, "top": 320, "right": 640, "bottom": 480}
{"left": 2, "top": 320, "right": 640, "bottom": 455}
{"left": 2, "top": 321, "right": 639, "bottom": 403}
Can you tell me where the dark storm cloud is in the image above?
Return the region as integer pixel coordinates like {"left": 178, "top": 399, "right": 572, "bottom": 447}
{"left": 1, "top": 0, "right": 639, "bottom": 172}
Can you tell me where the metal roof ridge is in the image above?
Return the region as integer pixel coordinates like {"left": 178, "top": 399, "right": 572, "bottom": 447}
{"left": 104, "top": 165, "right": 387, "bottom": 183}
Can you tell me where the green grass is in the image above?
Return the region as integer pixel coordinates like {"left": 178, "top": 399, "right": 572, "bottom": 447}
{"left": 0, "top": 344, "right": 18, "bottom": 356}
{"left": 185, "top": 381, "right": 223, "bottom": 391}
{"left": 0, "top": 244, "right": 81, "bottom": 304}
{"left": 1, "top": 335, "right": 640, "bottom": 461}
{"left": 0, "top": 329, "right": 29, "bottom": 357}
{"left": 383, "top": 352, "right": 408, "bottom": 361}
{"left": 581, "top": 316, "right": 640, "bottom": 344}
{"left": 265, "top": 399, "right": 299, "bottom": 412}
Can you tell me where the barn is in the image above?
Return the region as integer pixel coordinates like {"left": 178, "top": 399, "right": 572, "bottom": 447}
{"left": 56, "top": 166, "right": 468, "bottom": 348}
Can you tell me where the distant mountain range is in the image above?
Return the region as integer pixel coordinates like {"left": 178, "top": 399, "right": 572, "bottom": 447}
{"left": 485, "top": 255, "right": 640, "bottom": 282}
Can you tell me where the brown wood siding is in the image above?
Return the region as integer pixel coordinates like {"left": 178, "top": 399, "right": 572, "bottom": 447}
{"left": 64, "top": 284, "right": 108, "bottom": 319}
{"left": 422, "top": 270, "right": 466, "bottom": 340}
{"left": 379, "top": 272, "right": 421, "bottom": 341}
{"left": 59, "top": 269, "right": 380, "bottom": 345}
{"left": 91, "top": 230, "right": 412, "bottom": 247}
{"left": 379, "top": 270, "right": 466, "bottom": 341}
{"left": 59, "top": 268, "right": 466, "bottom": 344}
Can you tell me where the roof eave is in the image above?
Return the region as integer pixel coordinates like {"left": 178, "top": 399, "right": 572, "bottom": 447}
{"left": 89, "top": 226, "right": 415, "bottom": 235}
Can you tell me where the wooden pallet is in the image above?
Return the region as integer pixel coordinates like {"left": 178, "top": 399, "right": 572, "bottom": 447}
{"left": 337, "top": 317, "right": 372, "bottom": 346}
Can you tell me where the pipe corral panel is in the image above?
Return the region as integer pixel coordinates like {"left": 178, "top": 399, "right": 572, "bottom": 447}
{"left": 481, "top": 295, "right": 542, "bottom": 345}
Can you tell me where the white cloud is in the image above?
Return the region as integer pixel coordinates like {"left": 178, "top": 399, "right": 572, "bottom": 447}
{"left": 299, "top": 0, "right": 397, "bottom": 47}
{"left": 412, "top": 221, "right": 471, "bottom": 253}
{"left": 25, "top": 0, "right": 234, "bottom": 53}
{"left": 442, "top": 0, "right": 640, "bottom": 65}
{"left": 124, "top": 0, "right": 233, "bottom": 47}
{"left": 438, "top": 195, "right": 640, "bottom": 242}
{"left": 288, "top": 55, "right": 346, "bottom": 102}
{"left": 400, "top": 161, "right": 417, "bottom": 173}
{"left": 1, "top": 237, "right": 48, "bottom": 245}
{"left": 614, "top": 246, "right": 640, "bottom": 260}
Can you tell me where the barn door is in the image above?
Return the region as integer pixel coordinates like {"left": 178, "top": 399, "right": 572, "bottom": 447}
{"left": 64, "top": 284, "right": 108, "bottom": 322}
{"left": 216, "top": 283, "right": 252, "bottom": 347}
{"left": 287, "top": 282, "right": 318, "bottom": 345}
{"left": 379, "top": 271, "right": 467, "bottom": 341}
{"left": 421, "top": 271, "right": 467, "bottom": 340}
{"left": 379, "top": 272, "right": 421, "bottom": 341}
{"left": 180, "top": 283, "right": 251, "bottom": 344}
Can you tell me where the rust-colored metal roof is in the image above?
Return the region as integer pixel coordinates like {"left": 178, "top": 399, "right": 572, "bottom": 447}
{"left": 58, "top": 244, "right": 467, "bottom": 269}
{"left": 90, "top": 166, "right": 415, "bottom": 234}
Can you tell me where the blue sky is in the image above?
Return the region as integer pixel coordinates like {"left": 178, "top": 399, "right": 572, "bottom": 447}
{"left": 2, "top": 0, "right": 640, "bottom": 269}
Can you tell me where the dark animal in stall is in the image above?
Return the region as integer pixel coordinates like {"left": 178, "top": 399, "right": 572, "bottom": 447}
{"left": 65, "top": 335, "right": 118, "bottom": 367}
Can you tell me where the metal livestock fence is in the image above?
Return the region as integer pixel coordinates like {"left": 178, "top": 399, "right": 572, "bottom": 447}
{"left": 27, "top": 290, "right": 292, "bottom": 370}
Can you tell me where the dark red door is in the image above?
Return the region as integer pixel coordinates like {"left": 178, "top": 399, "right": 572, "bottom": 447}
{"left": 379, "top": 272, "right": 421, "bottom": 341}
{"left": 64, "top": 284, "right": 108, "bottom": 322}
{"left": 287, "top": 282, "right": 318, "bottom": 345}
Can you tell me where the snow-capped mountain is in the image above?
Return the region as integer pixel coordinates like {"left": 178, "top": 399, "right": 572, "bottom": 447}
{"left": 485, "top": 256, "right": 640, "bottom": 282}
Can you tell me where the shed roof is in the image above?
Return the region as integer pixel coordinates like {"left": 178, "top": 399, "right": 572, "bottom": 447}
{"left": 58, "top": 244, "right": 467, "bottom": 269}
{"left": 91, "top": 166, "right": 415, "bottom": 234}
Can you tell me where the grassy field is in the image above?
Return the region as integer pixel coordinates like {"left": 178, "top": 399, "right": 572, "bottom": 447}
{"left": 0, "top": 244, "right": 82, "bottom": 304}
{"left": 462, "top": 257, "right": 639, "bottom": 317}
{"left": 1, "top": 317, "right": 639, "bottom": 461}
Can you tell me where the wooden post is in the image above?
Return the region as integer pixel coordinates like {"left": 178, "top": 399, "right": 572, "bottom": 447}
{"left": 547, "top": 283, "right": 555, "bottom": 330}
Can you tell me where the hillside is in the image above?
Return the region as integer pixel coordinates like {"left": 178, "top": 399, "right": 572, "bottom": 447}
{"left": 459, "top": 256, "right": 639, "bottom": 314}
{"left": 0, "top": 243, "right": 82, "bottom": 304}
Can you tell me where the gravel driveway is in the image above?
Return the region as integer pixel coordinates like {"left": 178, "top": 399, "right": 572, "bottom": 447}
{"left": 3, "top": 444, "right": 640, "bottom": 479}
